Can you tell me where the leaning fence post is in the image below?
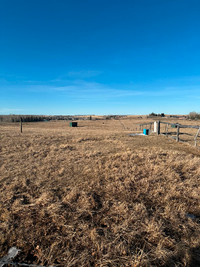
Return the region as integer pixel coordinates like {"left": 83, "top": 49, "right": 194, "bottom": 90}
{"left": 194, "top": 127, "right": 200, "bottom": 147}
{"left": 176, "top": 125, "right": 180, "bottom": 142}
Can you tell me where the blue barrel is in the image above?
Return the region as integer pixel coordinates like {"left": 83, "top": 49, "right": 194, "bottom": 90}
{"left": 143, "top": 129, "right": 149, "bottom": 135}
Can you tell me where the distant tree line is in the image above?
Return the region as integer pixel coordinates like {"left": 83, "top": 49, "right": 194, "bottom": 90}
{"left": 0, "top": 114, "right": 128, "bottom": 123}
{"left": 148, "top": 112, "right": 165, "bottom": 117}
{"left": 103, "top": 115, "right": 127, "bottom": 120}
{"left": 0, "top": 115, "right": 47, "bottom": 122}
{"left": 187, "top": 112, "right": 200, "bottom": 120}
{"left": 0, "top": 115, "right": 80, "bottom": 122}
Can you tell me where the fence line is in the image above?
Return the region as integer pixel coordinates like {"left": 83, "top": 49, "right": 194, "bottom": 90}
{"left": 137, "top": 122, "right": 154, "bottom": 131}
{"left": 138, "top": 121, "right": 200, "bottom": 147}
{"left": 160, "top": 121, "right": 200, "bottom": 129}
{"left": 159, "top": 121, "right": 200, "bottom": 146}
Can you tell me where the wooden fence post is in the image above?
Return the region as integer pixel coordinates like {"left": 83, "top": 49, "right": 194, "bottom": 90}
{"left": 194, "top": 127, "right": 200, "bottom": 147}
{"left": 176, "top": 125, "right": 180, "bottom": 142}
{"left": 157, "top": 121, "right": 160, "bottom": 135}
{"left": 20, "top": 118, "right": 22, "bottom": 133}
{"left": 157, "top": 121, "right": 200, "bottom": 146}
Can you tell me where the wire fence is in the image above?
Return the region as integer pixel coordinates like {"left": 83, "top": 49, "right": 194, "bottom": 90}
{"left": 138, "top": 120, "right": 200, "bottom": 147}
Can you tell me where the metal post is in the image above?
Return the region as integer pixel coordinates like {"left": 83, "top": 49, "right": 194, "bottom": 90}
{"left": 176, "top": 125, "right": 180, "bottom": 142}
{"left": 157, "top": 121, "right": 160, "bottom": 135}
{"left": 20, "top": 118, "right": 22, "bottom": 133}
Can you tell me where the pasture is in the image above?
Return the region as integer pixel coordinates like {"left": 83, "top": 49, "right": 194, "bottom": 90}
{"left": 0, "top": 117, "right": 200, "bottom": 266}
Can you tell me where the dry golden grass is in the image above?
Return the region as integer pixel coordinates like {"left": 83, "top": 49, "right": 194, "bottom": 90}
{"left": 0, "top": 118, "right": 200, "bottom": 266}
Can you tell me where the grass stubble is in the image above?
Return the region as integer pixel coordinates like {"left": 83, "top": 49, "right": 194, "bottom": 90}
{"left": 0, "top": 118, "right": 200, "bottom": 266}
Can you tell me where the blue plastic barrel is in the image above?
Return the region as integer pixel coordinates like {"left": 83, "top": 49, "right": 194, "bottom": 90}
{"left": 143, "top": 129, "right": 149, "bottom": 135}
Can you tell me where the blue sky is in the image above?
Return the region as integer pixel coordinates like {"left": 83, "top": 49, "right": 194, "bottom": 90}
{"left": 1, "top": 0, "right": 200, "bottom": 115}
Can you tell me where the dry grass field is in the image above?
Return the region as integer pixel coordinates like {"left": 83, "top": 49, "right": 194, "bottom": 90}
{"left": 0, "top": 117, "right": 200, "bottom": 266}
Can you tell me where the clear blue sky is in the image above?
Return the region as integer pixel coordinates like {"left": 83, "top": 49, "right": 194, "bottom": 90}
{"left": 1, "top": 0, "right": 200, "bottom": 115}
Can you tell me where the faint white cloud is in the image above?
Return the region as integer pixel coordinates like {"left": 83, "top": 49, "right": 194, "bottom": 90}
{"left": 2, "top": 79, "right": 200, "bottom": 104}
{"left": 0, "top": 108, "right": 24, "bottom": 114}
{"left": 18, "top": 81, "right": 200, "bottom": 100}
{"left": 67, "top": 70, "right": 102, "bottom": 78}
{"left": 0, "top": 78, "right": 8, "bottom": 84}
{"left": 13, "top": 80, "right": 145, "bottom": 101}
{"left": 50, "top": 70, "right": 102, "bottom": 82}
{"left": 163, "top": 85, "right": 200, "bottom": 97}
{"left": 32, "top": 81, "right": 144, "bottom": 98}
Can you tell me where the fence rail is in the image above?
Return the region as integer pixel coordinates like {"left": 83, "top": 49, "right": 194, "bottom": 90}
{"left": 160, "top": 121, "right": 200, "bottom": 129}
{"left": 160, "top": 121, "right": 200, "bottom": 146}
{"left": 138, "top": 121, "right": 200, "bottom": 147}
{"left": 137, "top": 122, "right": 154, "bottom": 132}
